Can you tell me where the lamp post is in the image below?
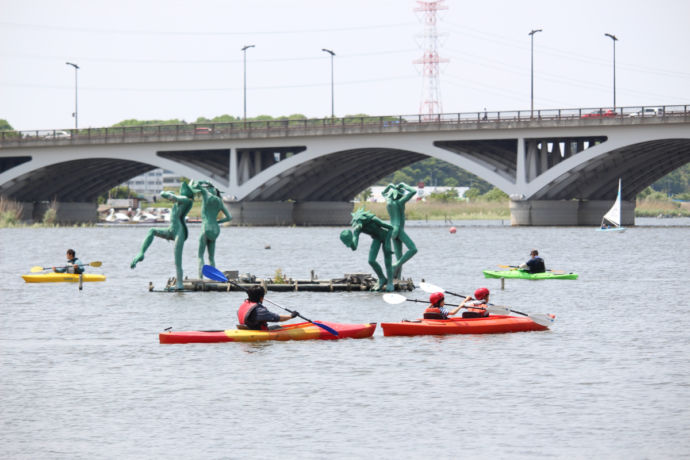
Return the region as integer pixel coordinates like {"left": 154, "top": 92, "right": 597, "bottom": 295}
{"left": 65, "top": 62, "right": 79, "bottom": 130}
{"left": 528, "top": 29, "right": 542, "bottom": 118}
{"left": 604, "top": 33, "right": 618, "bottom": 109}
{"left": 322, "top": 48, "right": 335, "bottom": 118}
{"left": 241, "top": 45, "right": 255, "bottom": 121}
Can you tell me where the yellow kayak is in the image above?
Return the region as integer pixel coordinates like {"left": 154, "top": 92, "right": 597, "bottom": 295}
{"left": 22, "top": 272, "right": 106, "bottom": 283}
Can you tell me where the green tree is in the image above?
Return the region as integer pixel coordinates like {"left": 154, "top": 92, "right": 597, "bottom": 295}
{"left": 481, "top": 187, "right": 509, "bottom": 201}
{"left": 0, "top": 119, "right": 14, "bottom": 131}
{"left": 464, "top": 187, "right": 482, "bottom": 201}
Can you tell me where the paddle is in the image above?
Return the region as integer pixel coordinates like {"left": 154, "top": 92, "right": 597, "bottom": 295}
{"left": 201, "top": 264, "right": 338, "bottom": 336}
{"left": 30, "top": 261, "right": 103, "bottom": 272}
{"left": 418, "top": 281, "right": 554, "bottom": 327}
{"left": 497, "top": 264, "right": 565, "bottom": 275}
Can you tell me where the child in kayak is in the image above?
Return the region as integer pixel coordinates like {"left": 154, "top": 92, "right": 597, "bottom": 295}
{"left": 423, "top": 292, "right": 464, "bottom": 319}
{"left": 237, "top": 286, "right": 299, "bottom": 330}
{"left": 53, "top": 249, "right": 85, "bottom": 274}
{"left": 459, "top": 288, "right": 492, "bottom": 318}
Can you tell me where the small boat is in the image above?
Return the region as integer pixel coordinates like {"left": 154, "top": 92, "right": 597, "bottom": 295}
{"left": 597, "top": 178, "right": 627, "bottom": 232}
{"left": 381, "top": 315, "right": 552, "bottom": 337}
{"left": 105, "top": 208, "right": 130, "bottom": 222}
{"left": 483, "top": 269, "right": 578, "bottom": 280}
{"left": 22, "top": 272, "right": 106, "bottom": 283}
{"left": 159, "top": 321, "right": 377, "bottom": 344}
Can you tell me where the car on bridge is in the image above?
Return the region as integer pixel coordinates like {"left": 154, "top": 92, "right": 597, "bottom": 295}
{"left": 581, "top": 109, "right": 618, "bottom": 118}
{"left": 629, "top": 107, "right": 664, "bottom": 117}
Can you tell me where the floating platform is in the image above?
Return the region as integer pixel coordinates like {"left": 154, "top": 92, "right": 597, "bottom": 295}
{"left": 150, "top": 271, "right": 415, "bottom": 293}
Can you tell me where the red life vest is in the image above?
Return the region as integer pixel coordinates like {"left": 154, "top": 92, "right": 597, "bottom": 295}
{"left": 237, "top": 300, "right": 259, "bottom": 326}
{"left": 423, "top": 306, "right": 446, "bottom": 319}
{"left": 465, "top": 301, "right": 489, "bottom": 317}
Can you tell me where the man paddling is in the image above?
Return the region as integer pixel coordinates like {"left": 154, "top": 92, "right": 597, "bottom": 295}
{"left": 238, "top": 286, "right": 299, "bottom": 330}
{"left": 53, "top": 249, "right": 84, "bottom": 274}
{"left": 519, "top": 249, "right": 546, "bottom": 273}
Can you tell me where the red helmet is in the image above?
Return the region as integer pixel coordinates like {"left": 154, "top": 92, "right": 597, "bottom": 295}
{"left": 474, "top": 287, "right": 490, "bottom": 301}
{"left": 429, "top": 292, "right": 444, "bottom": 305}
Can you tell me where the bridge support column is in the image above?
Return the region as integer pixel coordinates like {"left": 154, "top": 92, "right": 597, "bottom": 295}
{"left": 510, "top": 199, "right": 635, "bottom": 226}
{"left": 226, "top": 201, "right": 353, "bottom": 226}
{"left": 19, "top": 201, "right": 97, "bottom": 224}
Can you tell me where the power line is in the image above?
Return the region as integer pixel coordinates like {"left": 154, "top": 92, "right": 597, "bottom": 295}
{"left": 0, "top": 20, "right": 416, "bottom": 36}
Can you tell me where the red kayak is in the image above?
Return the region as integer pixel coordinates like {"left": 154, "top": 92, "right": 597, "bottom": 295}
{"left": 381, "top": 315, "right": 553, "bottom": 337}
{"left": 160, "top": 321, "right": 376, "bottom": 344}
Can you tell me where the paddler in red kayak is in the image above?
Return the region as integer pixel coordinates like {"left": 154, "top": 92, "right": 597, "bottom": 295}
{"left": 423, "top": 292, "right": 464, "bottom": 319}
{"left": 238, "top": 286, "right": 299, "bottom": 330}
{"left": 458, "top": 288, "right": 493, "bottom": 318}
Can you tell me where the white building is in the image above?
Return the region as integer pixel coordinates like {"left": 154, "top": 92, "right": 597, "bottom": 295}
{"left": 362, "top": 184, "right": 469, "bottom": 202}
{"left": 123, "top": 169, "right": 182, "bottom": 201}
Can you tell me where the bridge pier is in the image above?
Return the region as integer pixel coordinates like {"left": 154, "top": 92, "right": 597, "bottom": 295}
{"left": 227, "top": 201, "right": 353, "bottom": 226}
{"left": 19, "top": 201, "right": 98, "bottom": 224}
{"left": 510, "top": 199, "right": 635, "bottom": 226}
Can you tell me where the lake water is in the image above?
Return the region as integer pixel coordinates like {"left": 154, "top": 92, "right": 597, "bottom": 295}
{"left": 1, "top": 218, "right": 689, "bottom": 459}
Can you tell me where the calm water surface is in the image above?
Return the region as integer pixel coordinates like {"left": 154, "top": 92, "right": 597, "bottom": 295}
{"left": 1, "top": 218, "right": 689, "bottom": 459}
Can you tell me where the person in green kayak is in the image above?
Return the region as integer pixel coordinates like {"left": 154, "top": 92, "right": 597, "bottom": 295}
{"left": 53, "top": 249, "right": 84, "bottom": 274}
{"left": 237, "top": 286, "right": 299, "bottom": 330}
{"left": 519, "top": 249, "right": 546, "bottom": 273}
{"left": 130, "top": 182, "right": 195, "bottom": 290}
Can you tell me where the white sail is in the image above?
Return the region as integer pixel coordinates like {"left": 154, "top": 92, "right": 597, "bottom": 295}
{"left": 602, "top": 179, "right": 622, "bottom": 227}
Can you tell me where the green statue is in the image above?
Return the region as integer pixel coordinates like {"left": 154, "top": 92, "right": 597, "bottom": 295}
{"left": 189, "top": 180, "right": 232, "bottom": 278}
{"left": 340, "top": 208, "right": 394, "bottom": 292}
{"left": 130, "top": 182, "right": 194, "bottom": 290}
{"left": 382, "top": 182, "right": 418, "bottom": 279}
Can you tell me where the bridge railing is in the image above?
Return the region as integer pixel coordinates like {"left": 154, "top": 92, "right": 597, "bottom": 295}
{"left": 2, "top": 104, "right": 688, "bottom": 147}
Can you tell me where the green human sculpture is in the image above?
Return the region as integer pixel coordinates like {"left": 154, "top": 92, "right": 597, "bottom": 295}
{"left": 189, "top": 180, "right": 232, "bottom": 278}
{"left": 382, "top": 182, "right": 418, "bottom": 279}
{"left": 339, "top": 208, "right": 395, "bottom": 292}
{"left": 130, "top": 182, "right": 194, "bottom": 290}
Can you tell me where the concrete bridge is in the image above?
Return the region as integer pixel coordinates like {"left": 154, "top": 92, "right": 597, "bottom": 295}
{"left": 1, "top": 105, "right": 689, "bottom": 225}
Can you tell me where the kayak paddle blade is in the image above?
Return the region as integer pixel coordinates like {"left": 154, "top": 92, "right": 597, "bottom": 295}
{"left": 30, "top": 266, "right": 45, "bottom": 273}
{"left": 529, "top": 313, "right": 555, "bottom": 327}
{"left": 419, "top": 281, "right": 444, "bottom": 294}
{"left": 383, "top": 293, "right": 408, "bottom": 305}
{"left": 202, "top": 264, "right": 227, "bottom": 282}
{"left": 312, "top": 321, "right": 339, "bottom": 336}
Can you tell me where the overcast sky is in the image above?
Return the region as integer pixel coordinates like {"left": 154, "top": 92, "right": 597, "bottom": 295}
{"left": 2, "top": 0, "right": 689, "bottom": 131}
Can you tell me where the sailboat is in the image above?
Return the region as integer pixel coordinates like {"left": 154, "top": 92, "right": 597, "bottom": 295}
{"left": 596, "top": 178, "right": 626, "bottom": 232}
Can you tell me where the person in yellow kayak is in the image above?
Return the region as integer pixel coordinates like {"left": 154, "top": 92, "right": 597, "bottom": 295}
{"left": 518, "top": 249, "right": 546, "bottom": 273}
{"left": 423, "top": 292, "right": 464, "bottom": 319}
{"left": 53, "top": 249, "right": 85, "bottom": 274}
{"left": 237, "top": 286, "right": 299, "bottom": 330}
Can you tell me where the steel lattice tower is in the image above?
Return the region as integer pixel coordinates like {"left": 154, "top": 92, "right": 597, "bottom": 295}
{"left": 413, "top": 0, "right": 448, "bottom": 119}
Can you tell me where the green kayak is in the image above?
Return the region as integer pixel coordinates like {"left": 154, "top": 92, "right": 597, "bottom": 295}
{"left": 483, "top": 269, "right": 578, "bottom": 280}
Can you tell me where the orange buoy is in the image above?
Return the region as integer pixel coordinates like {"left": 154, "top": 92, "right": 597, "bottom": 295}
{"left": 449, "top": 226, "right": 457, "bottom": 234}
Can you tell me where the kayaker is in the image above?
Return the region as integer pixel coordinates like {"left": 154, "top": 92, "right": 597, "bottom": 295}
{"left": 519, "top": 249, "right": 546, "bottom": 273}
{"left": 458, "top": 288, "right": 491, "bottom": 318}
{"left": 53, "top": 249, "right": 85, "bottom": 274}
{"left": 237, "top": 286, "right": 299, "bottom": 330}
{"left": 423, "top": 292, "right": 463, "bottom": 319}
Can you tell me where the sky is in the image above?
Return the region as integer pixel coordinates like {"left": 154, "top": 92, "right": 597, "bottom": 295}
{"left": 2, "top": 0, "right": 690, "bottom": 131}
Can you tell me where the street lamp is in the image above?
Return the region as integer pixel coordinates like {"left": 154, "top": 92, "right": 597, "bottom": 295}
{"left": 241, "top": 45, "right": 255, "bottom": 121}
{"left": 604, "top": 33, "right": 618, "bottom": 109}
{"left": 528, "top": 29, "right": 542, "bottom": 118}
{"left": 322, "top": 48, "right": 335, "bottom": 118}
{"left": 65, "top": 62, "right": 79, "bottom": 129}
